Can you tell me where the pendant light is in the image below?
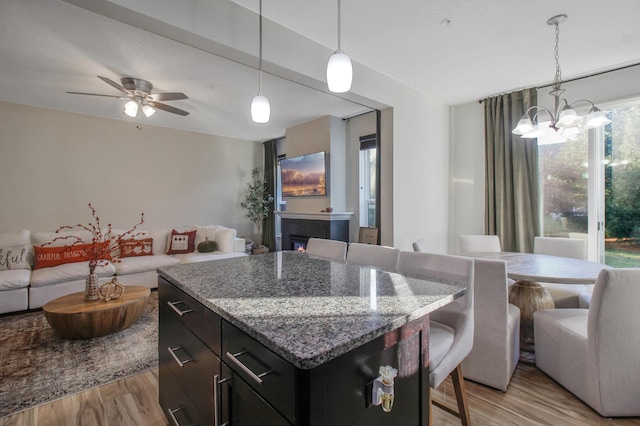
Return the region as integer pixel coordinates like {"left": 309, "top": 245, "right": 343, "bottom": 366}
{"left": 251, "top": 0, "right": 270, "bottom": 123}
{"left": 326, "top": 0, "right": 352, "bottom": 93}
{"left": 512, "top": 15, "right": 611, "bottom": 138}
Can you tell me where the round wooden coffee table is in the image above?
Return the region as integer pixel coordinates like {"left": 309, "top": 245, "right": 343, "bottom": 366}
{"left": 43, "top": 286, "right": 151, "bottom": 339}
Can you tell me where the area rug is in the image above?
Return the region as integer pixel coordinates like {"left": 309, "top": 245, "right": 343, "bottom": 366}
{"left": 0, "top": 290, "right": 158, "bottom": 418}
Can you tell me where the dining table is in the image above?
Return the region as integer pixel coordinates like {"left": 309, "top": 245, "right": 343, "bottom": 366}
{"left": 460, "top": 251, "right": 608, "bottom": 363}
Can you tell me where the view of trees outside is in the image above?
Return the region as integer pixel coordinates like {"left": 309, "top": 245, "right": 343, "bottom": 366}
{"left": 603, "top": 105, "right": 640, "bottom": 266}
{"left": 538, "top": 103, "right": 640, "bottom": 267}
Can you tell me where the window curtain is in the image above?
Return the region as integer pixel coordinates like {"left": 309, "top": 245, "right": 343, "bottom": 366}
{"left": 262, "top": 139, "right": 277, "bottom": 252}
{"left": 485, "top": 88, "right": 540, "bottom": 252}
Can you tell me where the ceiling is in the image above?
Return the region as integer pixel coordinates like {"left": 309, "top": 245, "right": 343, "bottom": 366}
{"left": 1, "top": 0, "right": 639, "bottom": 142}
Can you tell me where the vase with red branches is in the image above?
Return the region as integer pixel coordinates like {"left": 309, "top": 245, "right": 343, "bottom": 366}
{"left": 44, "top": 203, "right": 144, "bottom": 300}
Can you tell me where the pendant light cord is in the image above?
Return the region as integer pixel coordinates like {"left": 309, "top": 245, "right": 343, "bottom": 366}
{"left": 258, "top": 0, "right": 263, "bottom": 93}
{"left": 337, "top": 0, "right": 342, "bottom": 52}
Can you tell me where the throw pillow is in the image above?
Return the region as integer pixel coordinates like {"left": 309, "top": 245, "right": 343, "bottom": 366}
{"left": 119, "top": 238, "right": 153, "bottom": 258}
{"left": 197, "top": 238, "right": 218, "bottom": 253}
{"left": 34, "top": 243, "right": 90, "bottom": 269}
{"left": 33, "top": 242, "right": 111, "bottom": 269}
{"left": 167, "top": 229, "right": 197, "bottom": 255}
{"left": 0, "top": 244, "right": 32, "bottom": 271}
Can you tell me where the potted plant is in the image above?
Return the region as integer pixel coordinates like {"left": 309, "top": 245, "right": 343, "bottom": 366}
{"left": 240, "top": 167, "right": 274, "bottom": 254}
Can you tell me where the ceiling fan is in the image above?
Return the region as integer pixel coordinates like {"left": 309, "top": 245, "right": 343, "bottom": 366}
{"left": 67, "top": 76, "right": 190, "bottom": 117}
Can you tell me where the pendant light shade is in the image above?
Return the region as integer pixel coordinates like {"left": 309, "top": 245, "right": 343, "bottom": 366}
{"left": 123, "top": 100, "right": 138, "bottom": 118}
{"left": 327, "top": 0, "right": 352, "bottom": 93}
{"left": 327, "top": 52, "right": 352, "bottom": 93}
{"left": 142, "top": 104, "right": 156, "bottom": 118}
{"left": 585, "top": 107, "right": 612, "bottom": 129}
{"left": 251, "top": 94, "right": 270, "bottom": 123}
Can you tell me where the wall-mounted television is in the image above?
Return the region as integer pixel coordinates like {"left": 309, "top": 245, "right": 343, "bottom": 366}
{"left": 280, "top": 151, "right": 328, "bottom": 197}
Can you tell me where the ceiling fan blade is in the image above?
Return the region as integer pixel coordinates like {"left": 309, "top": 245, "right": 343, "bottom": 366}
{"left": 149, "top": 101, "right": 190, "bottom": 116}
{"left": 66, "top": 91, "right": 127, "bottom": 99}
{"left": 98, "top": 76, "right": 131, "bottom": 96}
{"left": 150, "top": 92, "right": 188, "bottom": 101}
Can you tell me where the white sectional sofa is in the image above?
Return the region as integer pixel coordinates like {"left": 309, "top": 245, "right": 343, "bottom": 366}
{"left": 0, "top": 225, "right": 246, "bottom": 314}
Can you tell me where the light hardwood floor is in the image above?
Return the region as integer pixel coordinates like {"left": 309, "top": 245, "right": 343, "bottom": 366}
{"left": 1, "top": 364, "right": 639, "bottom": 425}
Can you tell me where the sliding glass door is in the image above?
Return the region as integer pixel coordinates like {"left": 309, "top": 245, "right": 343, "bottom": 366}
{"left": 538, "top": 98, "right": 640, "bottom": 267}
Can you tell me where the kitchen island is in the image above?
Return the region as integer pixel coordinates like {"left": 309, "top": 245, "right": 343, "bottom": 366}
{"left": 157, "top": 251, "right": 465, "bottom": 426}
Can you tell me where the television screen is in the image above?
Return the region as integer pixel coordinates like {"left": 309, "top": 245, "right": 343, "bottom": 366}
{"left": 280, "top": 151, "right": 327, "bottom": 197}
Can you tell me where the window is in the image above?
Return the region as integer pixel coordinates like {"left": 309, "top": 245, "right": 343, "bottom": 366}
{"left": 359, "top": 134, "right": 377, "bottom": 228}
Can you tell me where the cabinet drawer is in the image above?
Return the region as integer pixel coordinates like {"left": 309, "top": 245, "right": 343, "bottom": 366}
{"left": 222, "top": 320, "right": 297, "bottom": 424}
{"left": 160, "top": 305, "right": 220, "bottom": 423}
{"left": 159, "top": 277, "right": 221, "bottom": 354}
{"left": 159, "top": 362, "right": 207, "bottom": 426}
{"left": 221, "top": 362, "right": 292, "bottom": 426}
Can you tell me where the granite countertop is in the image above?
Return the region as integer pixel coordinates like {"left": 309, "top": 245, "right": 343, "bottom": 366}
{"left": 158, "top": 251, "right": 465, "bottom": 370}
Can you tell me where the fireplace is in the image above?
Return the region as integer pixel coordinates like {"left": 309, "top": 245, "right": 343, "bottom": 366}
{"left": 290, "top": 235, "right": 310, "bottom": 252}
{"left": 277, "top": 212, "right": 352, "bottom": 252}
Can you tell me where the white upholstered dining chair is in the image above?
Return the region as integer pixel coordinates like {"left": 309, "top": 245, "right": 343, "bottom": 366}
{"left": 397, "top": 251, "right": 474, "bottom": 425}
{"left": 305, "top": 238, "right": 347, "bottom": 261}
{"left": 461, "top": 258, "right": 520, "bottom": 391}
{"left": 458, "top": 235, "right": 501, "bottom": 253}
{"left": 412, "top": 238, "right": 430, "bottom": 252}
{"left": 533, "top": 236, "right": 591, "bottom": 308}
{"left": 346, "top": 243, "right": 400, "bottom": 271}
{"left": 533, "top": 236, "right": 587, "bottom": 260}
{"left": 534, "top": 268, "right": 640, "bottom": 417}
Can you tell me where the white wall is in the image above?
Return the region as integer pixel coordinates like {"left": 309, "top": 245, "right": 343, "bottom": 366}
{"left": 0, "top": 101, "right": 262, "bottom": 237}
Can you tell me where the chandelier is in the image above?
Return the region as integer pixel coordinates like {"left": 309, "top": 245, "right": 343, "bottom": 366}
{"left": 512, "top": 14, "right": 611, "bottom": 138}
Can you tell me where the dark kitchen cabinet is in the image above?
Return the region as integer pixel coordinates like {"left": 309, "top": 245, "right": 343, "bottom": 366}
{"left": 158, "top": 277, "right": 429, "bottom": 425}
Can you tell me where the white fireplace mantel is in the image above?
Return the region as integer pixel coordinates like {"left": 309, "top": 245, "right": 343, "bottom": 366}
{"left": 275, "top": 211, "right": 354, "bottom": 221}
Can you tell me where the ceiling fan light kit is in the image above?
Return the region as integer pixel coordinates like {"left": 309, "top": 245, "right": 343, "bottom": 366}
{"left": 67, "top": 75, "right": 189, "bottom": 118}
{"left": 512, "top": 14, "right": 611, "bottom": 138}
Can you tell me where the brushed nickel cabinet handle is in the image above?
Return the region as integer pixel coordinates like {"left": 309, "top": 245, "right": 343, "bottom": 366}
{"left": 214, "top": 374, "right": 231, "bottom": 426}
{"left": 167, "top": 406, "right": 184, "bottom": 426}
{"left": 167, "top": 346, "right": 193, "bottom": 368}
{"left": 213, "top": 374, "right": 220, "bottom": 426}
{"left": 225, "top": 351, "right": 273, "bottom": 384}
{"left": 167, "top": 300, "right": 194, "bottom": 316}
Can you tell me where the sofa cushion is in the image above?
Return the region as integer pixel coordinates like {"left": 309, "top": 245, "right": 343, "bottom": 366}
{"left": 114, "top": 254, "right": 180, "bottom": 275}
{"left": 119, "top": 238, "right": 153, "bottom": 258}
{"left": 173, "top": 251, "right": 247, "bottom": 264}
{"left": 30, "top": 261, "right": 115, "bottom": 287}
{"left": 32, "top": 230, "right": 94, "bottom": 247}
{"left": 0, "top": 244, "right": 32, "bottom": 271}
{"left": 167, "top": 229, "right": 197, "bottom": 254}
{"left": 216, "top": 228, "right": 237, "bottom": 253}
{"left": 0, "top": 229, "right": 31, "bottom": 246}
{"left": 147, "top": 229, "right": 170, "bottom": 255}
{"left": 195, "top": 225, "right": 219, "bottom": 246}
{"left": 0, "top": 269, "right": 31, "bottom": 290}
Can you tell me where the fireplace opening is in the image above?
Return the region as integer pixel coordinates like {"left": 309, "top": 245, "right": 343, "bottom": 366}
{"left": 291, "top": 235, "right": 310, "bottom": 252}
